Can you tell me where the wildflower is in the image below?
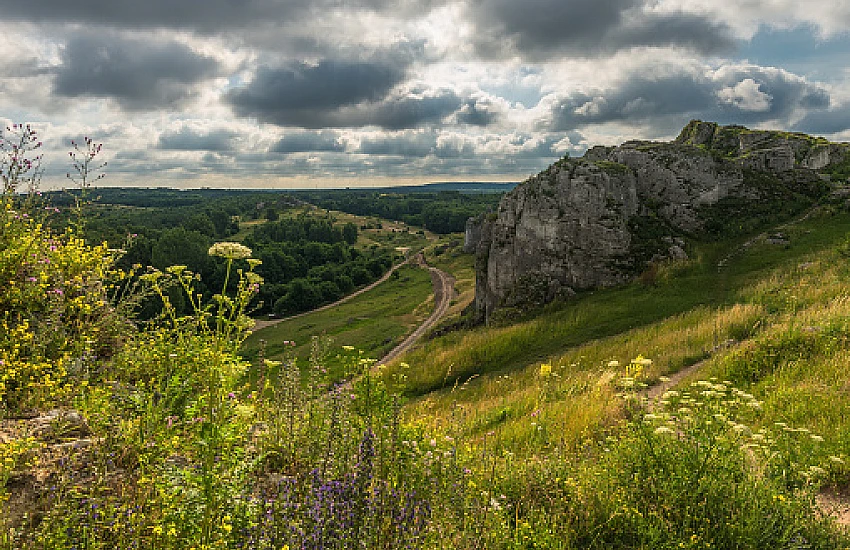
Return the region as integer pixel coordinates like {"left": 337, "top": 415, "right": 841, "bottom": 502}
{"left": 539, "top": 363, "right": 553, "bottom": 377}
{"left": 208, "top": 241, "right": 252, "bottom": 260}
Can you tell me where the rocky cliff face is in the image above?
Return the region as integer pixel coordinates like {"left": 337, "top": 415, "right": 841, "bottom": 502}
{"left": 471, "top": 121, "right": 849, "bottom": 322}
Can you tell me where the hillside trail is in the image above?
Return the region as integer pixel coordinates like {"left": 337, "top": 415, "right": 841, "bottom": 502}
{"left": 251, "top": 254, "right": 416, "bottom": 331}
{"left": 716, "top": 206, "right": 822, "bottom": 270}
{"left": 377, "top": 254, "right": 455, "bottom": 365}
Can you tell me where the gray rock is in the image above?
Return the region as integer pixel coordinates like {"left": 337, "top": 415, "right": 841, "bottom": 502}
{"left": 474, "top": 121, "right": 848, "bottom": 322}
{"left": 32, "top": 409, "right": 91, "bottom": 440}
{"left": 668, "top": 244, "right": 688, "bottom": 261}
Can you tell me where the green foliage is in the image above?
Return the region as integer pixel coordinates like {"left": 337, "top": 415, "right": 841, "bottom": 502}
{"left": 699, "top": 169, "right": 829, "bottom": 238}
{"left": 243, "top": 217, "right": 391, "bottom": 315}
{"left": 6, "top": 127, "right": 850, "bottom": 549}
{"left": 822, "top": 149, "right": 850, "bottom": 182}
{"left": 593, "top": 160, "right": 631, "bottom": 175}
{"left": 621, "top": 214, "right": 675, "bottom": 274}
{"left": 718, "top": 323, "right": 850, "bottom": 384}
{"left": 507, "top": 378, "right": 840, "bottom": 549}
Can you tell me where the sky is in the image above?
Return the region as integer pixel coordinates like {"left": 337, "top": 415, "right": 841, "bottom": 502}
{"left": 1, "top": 0, "right": 849, "bottom": 189}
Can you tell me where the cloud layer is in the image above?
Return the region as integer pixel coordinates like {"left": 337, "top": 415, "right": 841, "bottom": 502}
{"left": 0, "top": 0, "right": 847, "bottom": 188}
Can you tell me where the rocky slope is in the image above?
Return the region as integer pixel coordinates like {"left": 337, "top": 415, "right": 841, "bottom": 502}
{"left": 470, "top": 121, "right": 850, "bottom": 322}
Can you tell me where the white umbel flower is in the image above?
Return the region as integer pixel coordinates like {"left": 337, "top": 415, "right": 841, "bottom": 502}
{"left": 209, "top": 242, "right": 252, "bottom": 260}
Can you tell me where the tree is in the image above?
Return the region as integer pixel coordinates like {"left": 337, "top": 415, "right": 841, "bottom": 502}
{"left": 343, "top": 222, "right": 358, "bottom": 244}
{"left": 151, "top": 227, "right": 210, "bottom": 272}
{"left": 274, "top": 278, "right": 321, "bottom": 315}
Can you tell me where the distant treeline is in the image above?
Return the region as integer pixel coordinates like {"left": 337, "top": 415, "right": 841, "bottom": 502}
{"left": 44, "top": 188, "right": 394, "bottom": 318}
{"left": 292, "top": 190, "right": 502, "bottom": 234}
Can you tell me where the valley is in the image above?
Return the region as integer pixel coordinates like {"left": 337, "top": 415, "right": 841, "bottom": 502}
{"left": 3, "top": 122, "right": 850, "bottom": 549}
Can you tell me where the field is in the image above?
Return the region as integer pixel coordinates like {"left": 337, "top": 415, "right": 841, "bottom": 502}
{"left": 242, "top": 263, "right": 435, "bottom": 379}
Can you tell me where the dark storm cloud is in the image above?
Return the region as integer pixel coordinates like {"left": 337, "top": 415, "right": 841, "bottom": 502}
{"left": 348, "top": 92, "right": 464, "bottom": 130}
{"left": 792, "top": 109, "right": 850, "bottom": 135}
{"left": 468, "top": 0, "right": 735, "bottom": 59}
{"left": 270, "top": 131, "right": 346, "bottom": 153}
{"left": 228, "top": 59, "right": 407, "bottom": 119}
{"left": 0, "top": 0, "right": 444, "bottom": 31}
{"left": 548, "top": 66, "right": 830, "bottom": 131}
{"left": 53, "top": 34, "right": 220, "bottom": 110}
{"left": 158, "top": 127, "right": 239, "bottom": 151}
{"left": 226, "top": 44, "right": 429, "bottom": 128}
{"left": 228, "top": 47, "right": 466, "bottom": 129}
{"left": 0, "top": 0, "right": 285, "bottom": 29}
{"left": 455, "top": 98, "right": 501, "bottom": 126}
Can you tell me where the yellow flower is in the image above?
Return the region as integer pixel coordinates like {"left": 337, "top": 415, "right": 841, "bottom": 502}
{"left": 539, "top": 363, "right": 552, "bottom": 377}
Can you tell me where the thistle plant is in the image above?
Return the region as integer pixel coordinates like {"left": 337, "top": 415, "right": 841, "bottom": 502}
{"left": 0, "top": 123, "right": 42, "bottom": 197}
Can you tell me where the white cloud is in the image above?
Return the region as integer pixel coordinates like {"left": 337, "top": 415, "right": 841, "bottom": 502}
{"left": 0, "top": 1, "right": 846, "bottom": 188}
{"left": 716, "top": 78, "right": 772, "bottom": 111}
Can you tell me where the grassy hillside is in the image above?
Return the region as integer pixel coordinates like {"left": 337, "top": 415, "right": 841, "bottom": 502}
{"left": 384, "top": 207, "right": 850, "bottom": 394}
{"left": 4, "top": 190, "right": 850, "bottom": 548}
{"left": 386, "top": 203, "right": 850, "bottom": 545}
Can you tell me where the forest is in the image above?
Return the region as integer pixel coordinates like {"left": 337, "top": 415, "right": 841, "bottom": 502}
{"left": 42, "top": 187, "right": 496, "bottom": 318}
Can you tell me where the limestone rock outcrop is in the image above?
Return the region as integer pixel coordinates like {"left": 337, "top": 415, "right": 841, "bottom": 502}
{"left": 473, "top": 121, "right": 849, "bottom": 322}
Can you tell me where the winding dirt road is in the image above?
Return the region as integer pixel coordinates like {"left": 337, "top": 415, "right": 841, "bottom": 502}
{"left": 378, "top": 255, "right": 455, "bottom": 365}
{"left": 251, "top": 255, "right": 415, "bottom": 331}
{"left": 251, "top": 252, "right": 456, "bottom": 365}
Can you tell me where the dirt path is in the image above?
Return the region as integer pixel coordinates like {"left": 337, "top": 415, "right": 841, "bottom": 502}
{"left": 251, "top": 255, "right": 416, "bottom": 332}
{"left": 645, "top": 358, "right": 709, "bottom": 400}
{"left": 377, "top": 255, "right": 455, "bottom": 365}
{"left": 716, "top": 206, "right": 821, "bottom": 269}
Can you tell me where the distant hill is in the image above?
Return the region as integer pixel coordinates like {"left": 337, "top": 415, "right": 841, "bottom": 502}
{"left": 387, "top": 182, "right": 519, "bottom": 194}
